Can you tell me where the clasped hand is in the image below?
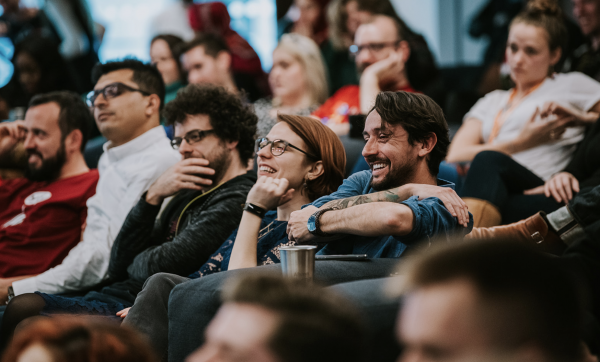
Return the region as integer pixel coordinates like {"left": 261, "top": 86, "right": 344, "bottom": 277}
{"left": 246, "top": 176, "right": 295, "bottom": 211}
{"left": 146, "top": 158, "right": 214, "bottom": 205}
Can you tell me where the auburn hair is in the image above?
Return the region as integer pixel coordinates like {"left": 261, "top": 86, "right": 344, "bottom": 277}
{"left": 2, "top": 316, "right": 158, "bottom": 362}
{"left": 277, "top": 114, "right": 346, "bottom": 201}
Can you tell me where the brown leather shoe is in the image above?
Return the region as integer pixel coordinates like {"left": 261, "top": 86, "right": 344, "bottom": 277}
{"left": 466, "top": 212, "right": 566, "bottom": 256}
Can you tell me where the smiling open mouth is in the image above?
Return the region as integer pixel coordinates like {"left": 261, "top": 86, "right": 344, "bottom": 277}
{"left": 259, "top": 165, "right": 277, "bottom": 174}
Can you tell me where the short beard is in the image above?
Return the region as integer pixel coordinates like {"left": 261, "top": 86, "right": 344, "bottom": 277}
{"left": 24, "top": 144, "right": 66, "bottom": 182}
{"left": 204, "top": 143, "right": 232, "bottom": 186}
{"left": 368, "top": 157, "right": 418, "bottom": 192}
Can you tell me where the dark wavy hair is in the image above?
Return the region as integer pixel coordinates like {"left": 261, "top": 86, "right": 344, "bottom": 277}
{"left": 371, "top": 91, "right": 449, "bottom": 176}
{"left": 163, "top": 84, "right": 257, "bottom": 163}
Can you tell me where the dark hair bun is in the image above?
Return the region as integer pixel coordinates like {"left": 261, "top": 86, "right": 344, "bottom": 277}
{"left": 525, "top": 0, "right": 562, "bottom": 18}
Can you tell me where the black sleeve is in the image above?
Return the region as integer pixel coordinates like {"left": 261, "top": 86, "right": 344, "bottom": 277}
{"left": 126, "top": 189, "right": 247, "bottom": 281}
{"left": 107, "top": 194, "right": 166, "bottom": 281}
{"left": 564, "top": 120, "right": 600, "bottom": 181}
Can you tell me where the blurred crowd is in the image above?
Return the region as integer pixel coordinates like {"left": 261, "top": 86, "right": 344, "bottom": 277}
{"left": 1, "top": 0, "right": 600, "bottom": 361}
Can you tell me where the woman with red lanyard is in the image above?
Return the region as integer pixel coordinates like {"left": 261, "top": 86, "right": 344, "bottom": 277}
{"left": 447, "top": 0, "right": 600, "bottom": 227}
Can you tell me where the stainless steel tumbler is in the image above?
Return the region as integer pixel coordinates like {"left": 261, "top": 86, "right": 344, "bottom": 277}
{"left": 280, "top": 245, "right": 317, "bottom": 280}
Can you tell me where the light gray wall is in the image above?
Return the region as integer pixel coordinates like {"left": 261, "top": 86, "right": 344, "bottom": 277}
{"left": 392, "top": 0, "right": 489, "bottom": 67}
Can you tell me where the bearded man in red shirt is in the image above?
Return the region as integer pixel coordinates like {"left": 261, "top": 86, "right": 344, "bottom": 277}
{"left": 0, "top": 92, "right": 99, "bottom": 291}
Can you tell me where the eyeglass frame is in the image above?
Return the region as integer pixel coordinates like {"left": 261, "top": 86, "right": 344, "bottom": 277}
{"left": 255, "top": 137, "right": 319, "bottom": 160}
{"left": 349, "top": 40, "right": 402, "bottom": 57}
{"left": 171, "top": 129, "right": 216, "bottom": 150}
{"left": 86, "top": 82, "right": 152, "bottom": 107}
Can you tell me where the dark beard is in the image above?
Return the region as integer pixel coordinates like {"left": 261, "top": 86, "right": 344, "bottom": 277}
{"left": 368, "top": 157, "right": 418, "bottom": 192}
{"left": 203, "top": 145, "right": 231, "bottom": 186}
{"left": 24, "top": 144, "right": 66, "bottom": 182}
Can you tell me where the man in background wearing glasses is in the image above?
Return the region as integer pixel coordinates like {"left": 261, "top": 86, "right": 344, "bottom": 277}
{"left": 9, "top": 59, "right": 180, "bottom": 298}
{"left": 313, "top": 15, "right": 415, "bottom": 136}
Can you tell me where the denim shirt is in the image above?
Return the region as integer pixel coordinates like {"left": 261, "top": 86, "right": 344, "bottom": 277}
{"left": 309, "top": 170, "right": 473, "bottom": 258}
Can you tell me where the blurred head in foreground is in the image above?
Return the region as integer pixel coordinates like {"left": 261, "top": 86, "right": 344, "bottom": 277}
{"left": 187, "top": 274, "right": 366, "bottom": 362}
{"left": 1, "top": 316, "right": 158, "bottom": 362}
{"left": 393, "top": 240, "right": 586, "bottom": 362}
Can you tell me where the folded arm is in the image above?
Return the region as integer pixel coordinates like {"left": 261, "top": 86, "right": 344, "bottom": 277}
{"left": 320, "top": 202, "right": 414, "bottom": 237}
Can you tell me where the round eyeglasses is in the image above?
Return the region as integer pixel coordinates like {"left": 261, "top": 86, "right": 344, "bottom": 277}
{"left": 255, "top": 138, "right": 318, "bottom": 159}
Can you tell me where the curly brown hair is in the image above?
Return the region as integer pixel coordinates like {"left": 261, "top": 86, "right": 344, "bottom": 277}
{"left": 163, "top": 84, "right": 258, "bottom": 163}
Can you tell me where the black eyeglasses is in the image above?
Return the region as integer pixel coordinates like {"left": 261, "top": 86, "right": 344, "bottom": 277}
{"left": 255, "top": 138, "right": 318, "bottom": 159}
{"left": 86, "top": 82, "right": 151, "bottom": 107}
{"left": 171, "top": 129, "right": 216, "bottom": 150}
{"left": 349, "top": 40, "right": 401, "bottom": 56}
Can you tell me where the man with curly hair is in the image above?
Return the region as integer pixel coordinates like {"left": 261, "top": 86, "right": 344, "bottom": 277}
{"left": 0, "top": 84, "right": 258, "bottom": 331}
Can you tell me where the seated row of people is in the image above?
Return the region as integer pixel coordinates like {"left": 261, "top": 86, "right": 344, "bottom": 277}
{"left": 0, "top": 55, "right": 473, "bottom": 352}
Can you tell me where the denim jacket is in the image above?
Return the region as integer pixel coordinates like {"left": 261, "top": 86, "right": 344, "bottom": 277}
{"left": 309, "top": 170, "right": 473, "bottom": 258}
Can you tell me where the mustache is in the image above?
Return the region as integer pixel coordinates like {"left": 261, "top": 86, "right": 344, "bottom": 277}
{"left": 365, "top": 156, "right": 389, "bottom": 165}
{"left": 26, "top": 149, "right": 43, "bottom": 160}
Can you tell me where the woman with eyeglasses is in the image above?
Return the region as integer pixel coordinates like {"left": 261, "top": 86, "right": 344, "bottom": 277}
{"left": 254, "top": 33, "right": 328, "bottom": 139}
{"left": 113, "top": 115, "right": 346, "bottom": 337}
{"left": 448, "top": 0, "right": 600, "bottom": 227}
{"left": 196, "top": 113, "right": 345, "bottom": 273}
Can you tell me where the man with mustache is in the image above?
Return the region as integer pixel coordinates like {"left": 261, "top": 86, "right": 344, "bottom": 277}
{"left": 288, "top": 91, "right": 472, "bottom": 253}
{"left": 3, "top": 60, "right": 180, "bottom": 301}
{"left": 0, "top": 92, "right": 99, "bottom": 299}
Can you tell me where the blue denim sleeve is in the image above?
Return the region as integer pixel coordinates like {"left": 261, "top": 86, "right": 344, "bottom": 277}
{"left": 308, "top": 170, "right": 372, "bottom": 208}
{"left": 399, "top": 196, "right": 474, "bottom": 245}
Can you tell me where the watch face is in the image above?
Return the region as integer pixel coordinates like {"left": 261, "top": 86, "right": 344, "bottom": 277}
{"left": 307, "top": 214, "right": 317, "bottom": 232}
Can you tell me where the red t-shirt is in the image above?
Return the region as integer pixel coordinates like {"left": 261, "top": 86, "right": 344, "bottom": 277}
{"left": 312, "top": 84, "right": 417, "bottom": 125}
{"left": 0, "top": 170, "right": 99, "bottom": 277}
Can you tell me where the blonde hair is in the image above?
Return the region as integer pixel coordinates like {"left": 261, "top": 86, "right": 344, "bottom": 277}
{"left": 273, "top": 33, "right": 329, "bottom": 106}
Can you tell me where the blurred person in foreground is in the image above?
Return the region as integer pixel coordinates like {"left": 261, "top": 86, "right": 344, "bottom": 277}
{"left": 0, "top": 92, "right": 98, "bottom": 291}
{"left": 186, "top": 273, "right": 366, "bottom": 362}
{"left": 394, "top": 241, "right": 596, "bottom": 362}
{"left": 1, "top": 316, "right": 157, "bottom": 362}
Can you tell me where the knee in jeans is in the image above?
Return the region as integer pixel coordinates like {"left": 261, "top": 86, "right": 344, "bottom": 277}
{"left": 472, "top": 151, "right": 511, "bottom": 169}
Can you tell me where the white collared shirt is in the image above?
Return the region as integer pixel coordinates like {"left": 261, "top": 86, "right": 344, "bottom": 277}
{"left": 13, "top": 126, "right": 181, "bottom": 295}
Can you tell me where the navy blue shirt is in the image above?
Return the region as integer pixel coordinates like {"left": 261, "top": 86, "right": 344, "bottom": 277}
{"left": 310, "top": 170, "right": 473, "bottom": 258}
{"left": 189, "top": 211, "right": 292, "bottom": 278}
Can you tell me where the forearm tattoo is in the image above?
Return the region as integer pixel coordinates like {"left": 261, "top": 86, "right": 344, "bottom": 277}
{"left": 322, "top": 188, "right": 403, "bottom": 210}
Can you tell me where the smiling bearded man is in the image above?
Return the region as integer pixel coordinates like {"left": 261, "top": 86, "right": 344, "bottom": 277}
{"left": 287, "top": 91, "right": 473, "bottom": 258}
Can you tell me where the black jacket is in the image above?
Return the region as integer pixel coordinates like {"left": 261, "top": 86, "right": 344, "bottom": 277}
{"left": 100, "top": 172, "right": 256, "bottom": 303}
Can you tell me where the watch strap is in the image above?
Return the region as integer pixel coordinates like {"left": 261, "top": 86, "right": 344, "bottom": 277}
{"left": 244, "top": 203, "right": 267, "bottom": 218}
{"left": 310, "top": 207, "right": 338, "bottom": 237}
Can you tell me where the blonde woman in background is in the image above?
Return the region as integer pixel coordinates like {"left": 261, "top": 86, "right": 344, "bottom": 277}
{"left": 254, "top": 33, "right": 328, "bottom": 138}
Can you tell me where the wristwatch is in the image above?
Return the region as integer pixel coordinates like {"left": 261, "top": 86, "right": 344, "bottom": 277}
{"left": 307, "top": 207, "right": 338, "bottom": 237}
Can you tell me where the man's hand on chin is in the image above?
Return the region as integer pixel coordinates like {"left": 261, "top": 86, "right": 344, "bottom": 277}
{"left": 287, "top": 206, "right": 319, "bottom": 244}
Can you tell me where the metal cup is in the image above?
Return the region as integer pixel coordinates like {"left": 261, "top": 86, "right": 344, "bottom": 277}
{"left": 280, "top": 245, "right": 317, "bottom": 281}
